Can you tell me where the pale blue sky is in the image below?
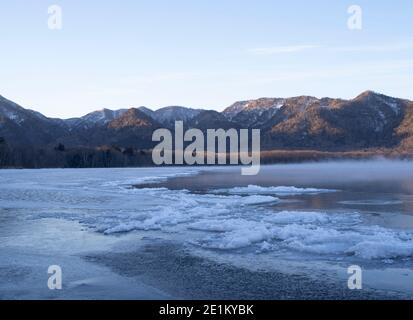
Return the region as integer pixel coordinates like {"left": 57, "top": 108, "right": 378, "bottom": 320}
{"left": 1, "top": 0, "right": 413, "bottom": 118}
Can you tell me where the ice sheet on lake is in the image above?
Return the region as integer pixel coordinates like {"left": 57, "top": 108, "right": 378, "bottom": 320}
{"left": 339, "top": 200, "right": 404, "bottom": 206}
{"left": 1, "top": 168, "right": 413, "bottom": 262}
{"left": 213, "top": 185, "right": 337, "bottom": 195}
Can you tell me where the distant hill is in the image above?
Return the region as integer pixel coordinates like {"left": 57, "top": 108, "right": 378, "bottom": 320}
{"left": 1, "top": 91, "right": 412, "bottom": 168}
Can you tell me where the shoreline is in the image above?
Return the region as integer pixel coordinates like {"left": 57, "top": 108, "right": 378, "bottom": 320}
{"left": 1, "top": 149, "right": 412, "bottom": 170}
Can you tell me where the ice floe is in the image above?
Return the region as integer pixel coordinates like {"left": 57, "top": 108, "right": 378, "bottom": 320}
{"left": 213, "top": 185, "right": 337, "bottom": 195}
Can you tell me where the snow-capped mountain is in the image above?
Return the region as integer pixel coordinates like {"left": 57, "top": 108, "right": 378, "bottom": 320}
{"left": 223, "top": 96, "right": 327, "bottom": 128}
{"left": 1, "top": 91, "right": 412, "bottom": 152}
{"left": 0, "top": 95, "right": 47, "bottom": 125}
{"left": 224, "top": 98, "right": 285, "bottom": 119}
{"left": 223, "top": 98, "right": 286, "bottom": 127}
{"left": 0, "top": 95, "right": 67, "bottom": 146}
{"left": 151, "top": 106, "right": 203, "bottom": 127}
{"left": 65, "top": 108, "right": 129, "bottom": 130}
{"left": 62, "top": 105, "right": 203, "bottom": 129}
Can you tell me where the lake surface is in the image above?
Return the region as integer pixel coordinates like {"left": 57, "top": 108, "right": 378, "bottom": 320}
{"left": 1, "top": 161, "right": 413, "bottom": 299}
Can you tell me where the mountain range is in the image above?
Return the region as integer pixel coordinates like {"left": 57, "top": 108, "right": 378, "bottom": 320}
{"left": 1, "top": 91, "right": 413, "bottom": 156}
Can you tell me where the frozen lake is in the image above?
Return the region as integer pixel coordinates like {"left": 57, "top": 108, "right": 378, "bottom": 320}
{"left": 1, "top": 161, "right": 413, "bottom": 299}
